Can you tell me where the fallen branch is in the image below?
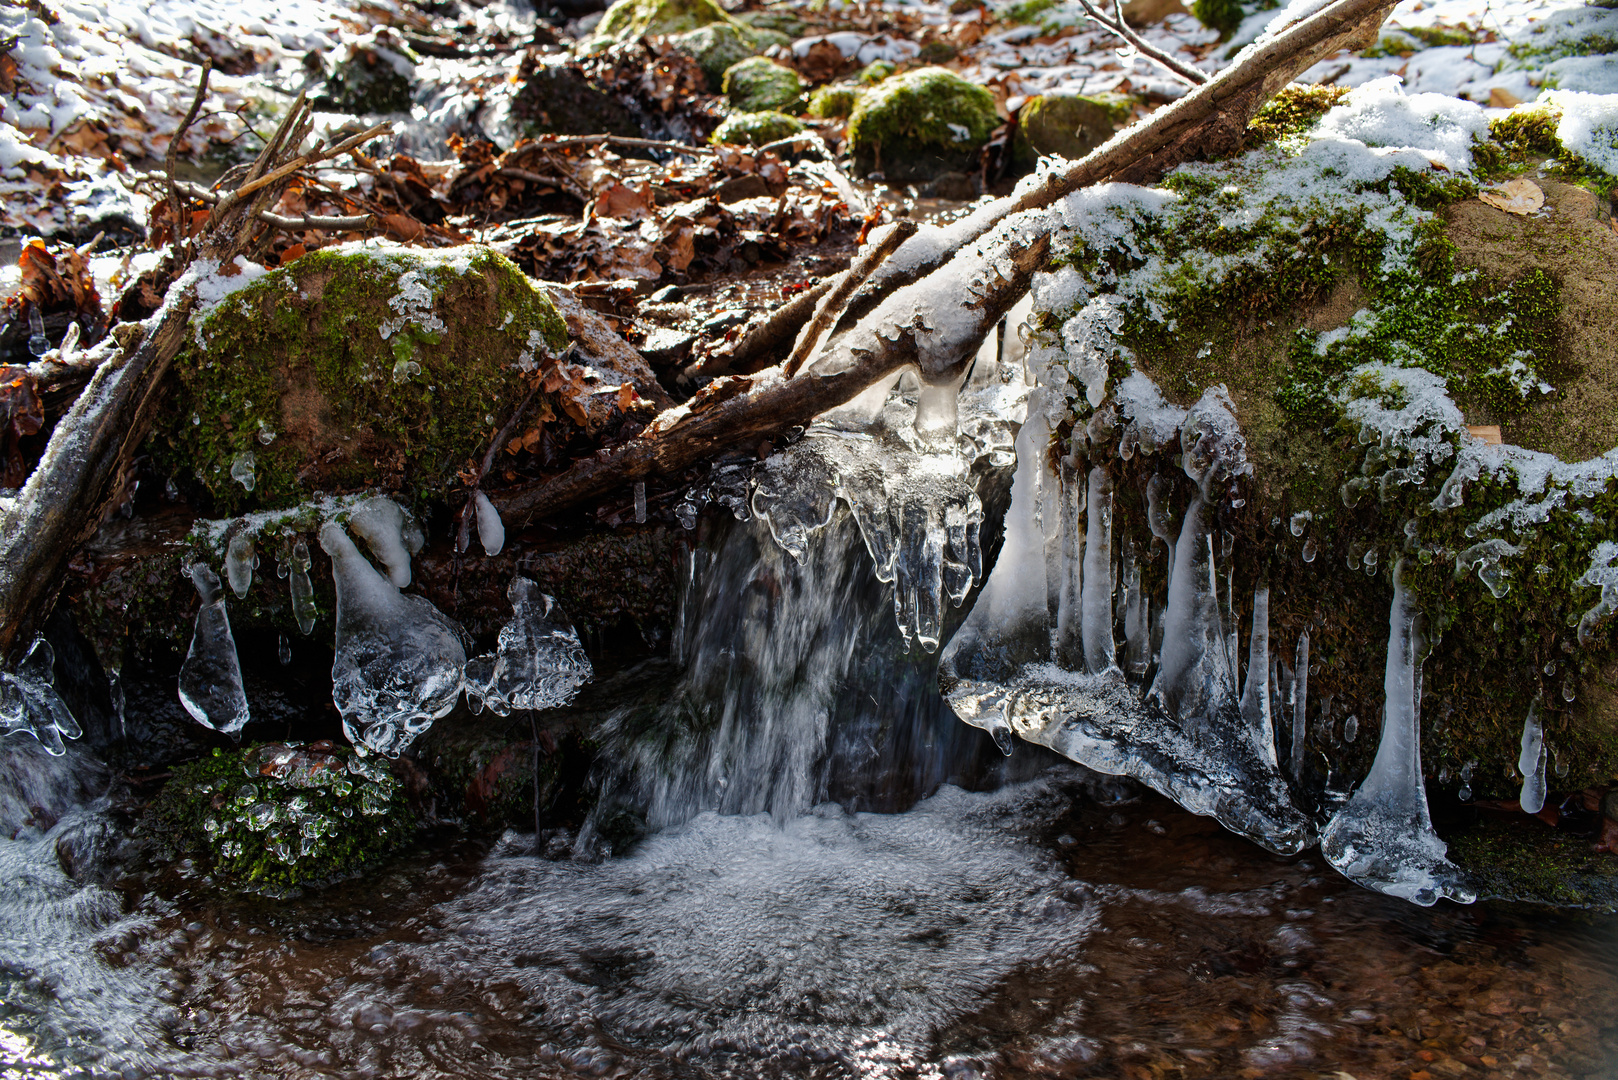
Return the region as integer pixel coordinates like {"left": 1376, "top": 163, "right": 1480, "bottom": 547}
{"left": 143, "top": 177, "right": 378, "bottom": 232}
{"left": 493, "top": 232, "right": 1051, "bottom": 527}
{"left": 782, "top": 219, "right": 916, "bottom": 377}
{"left": 531, "top": 134, "right": 717, "bottom": 157}
{"left": 1076, "top": 0, "right": 1210, "bottom": 85}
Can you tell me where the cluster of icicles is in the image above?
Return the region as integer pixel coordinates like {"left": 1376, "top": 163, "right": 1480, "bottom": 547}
{"left": 171, "top": 494, "right": 594, "bottom": 755}
{"left": 750, "top": 359, "right": 1515, "bottom": 905}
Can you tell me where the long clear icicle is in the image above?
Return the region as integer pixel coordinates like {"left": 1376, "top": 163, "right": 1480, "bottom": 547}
{"left": 1080, "top": 466, "right": 1115, "bottom": 674}
{"left": 1290, "top": 632, "right": 1310, "bottom": 782}
{"left": 1238, "top": 587, "right": 1275, "bottom": 768}
{"left": 1320, "top": 559, "right": 1475, "bottom": 906}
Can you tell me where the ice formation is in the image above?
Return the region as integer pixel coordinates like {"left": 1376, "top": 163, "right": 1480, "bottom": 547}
{"left": 177, "top": 563, "right": 251, "bottom": 736}
{"left": 473, "top": 491, "right": 504, "bottom": 557}
{"left": 347, "top": 496, "right": 425, "bottom": 588}
{"left": 0, "top": 637, "right": 83, "bottom": 756}
{"left": 1319, "top": 561, "right": 1475, "bottom": 906}
{"left": 225, "top": 530, "right": 255, "bottom": 598}
{"left": 1289, "top": 633, "right": 1310, "bottom": 783}
{"left": 1517, "top": 699, "right": 1547, "bottom": 815}
{"left": 289, "top": 538, "right": 318, "bottom": 636}
{"left": 321, "top": 521, "right": 466, "bottom": 756}
{"left": 463, "top": 578, "right": 592, "bottom": 716}
{"left": 938, "top": 383, "right": 1311, "bottom": 855}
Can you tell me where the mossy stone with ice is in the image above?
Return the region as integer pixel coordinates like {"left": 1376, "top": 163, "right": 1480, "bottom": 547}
{"left": 807, "top": 84, "right": 860, "bottom": 120}
{"left": 846, "top": 67, "right": 999, "bottom": 181}
{"left": 1027, "top": 86, "right": 1618, "bottom": 803}
{"left": 722, "top": 57, "right": 804, "bottom": 114}
{"left": 1013, "top": 92, "right": 1132, "bottom": 168}
{"left": 151, "top": 244, "right": 569, "bottom": 517}
{"left": 145, "top": 743, "right": 415, "bottom": 894}
{"left": 710, "top": 109, "right": 805, "bottom": 147}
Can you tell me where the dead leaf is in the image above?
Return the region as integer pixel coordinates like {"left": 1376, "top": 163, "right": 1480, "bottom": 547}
{"left": 1488, "top": 86, "right": 1523, "bottom": 109}
{"left": 1468, "top": 424, "right": 1502, "bottom": 444}
{"left": 1479, "top": 178, "right": 1543, "bottom": 215}
{"left": 617, "top": 382, "right": 634, "bottom": 412}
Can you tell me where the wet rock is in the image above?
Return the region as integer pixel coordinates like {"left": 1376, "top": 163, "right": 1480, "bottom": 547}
{"left": 640, "top": 327, "right": 697, "bottom": 369}
{"left": 1013, "top": 93, "right": 1133, "bottom": 169}
{"left": 722, "top": 57, "right": 803, "bottom": 114}
{"left": 846, "top": 67, "right": 999, "bottom": 182}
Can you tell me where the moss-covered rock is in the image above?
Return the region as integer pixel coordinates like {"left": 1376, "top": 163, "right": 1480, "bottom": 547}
{"left": 592, "top": 0, "right": 733, "bottom": 44}
{"left": 145, "top": 742, "right": 415, "bottom": 894}
{"left": 513, "top": 58, "right": 645, "bottom": 138}
{"left": 737, "top": 10, "right": 807, "bottom": 38}
{"left": 710, "top": 109, "right": 806, "bottom": 147}
{"left": 1191, "top": 0, "right": 1246, "bottom": 36}
{"left": 807, "top": 84, "right": 860, "bottom": 119}
{"left": 150, "top": 244, "right": 569, "bottom": 517}
{"left": 857, "top": 60, "right": 897, "bottom": 85}
{"left": 722, "top": 56, "right": 804, "bottom": 114}
{"left": 846, "top": 67, "right": 999, "bottom": 181}
{"left": 1013, "top": 92, "right": 1132, "bottom": 168}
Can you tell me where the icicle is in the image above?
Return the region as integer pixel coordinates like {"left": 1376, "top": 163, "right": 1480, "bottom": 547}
{"left": 1122, "top": 546, "right": 1149, "bottom": 676}
{"left": 0, "top": 637, "right": 83, "bottom": 756}
{"left": 290, "top": 539, "right": 318, "bottom": 635}
{"left": 321, "top": 521, "right": 466, "bottom": 756}
{"left": 474, "top": 491, "right": 505, "bottom": 556}
{"left": 225, "top": 531, "right": 255, "bottom": 598}
{"left": 1238, "top": 588, "right": 1275, "bottom": 767}
{"left": 633, "top": 481, "right": 647, "bottom": 524}
{"left": 348, "top": 496, "right": 424, "bottom": 588}
{"left": 1320, "top": 559, "right": 1475, "bottom": 906}
{"left": 1146, "top": 474, "right": 1178, "bottom": 591}
{"left": 278, "top": 633, "right": 292, "bottom": 666}
{"left": 1290, "top": 632, "right": 1310, "bottom": 782}
{"left": 26, "top": 303, "right": 47, "bottom": 357}
{"left": 462, "top": 578, "right": 593, "bottom": 716}
{"left": 177, "top": 563, "right": 251, "bottom": 736}
{"left": 1150, "top": 496, "right": 1226, "bottom": 721}
{"left": 1053, "top": 456, "right": 1085, "bottom": 665}
{"left": 1080, "top": 466, "right": 1116, "bottom": 674}
{"left": 1517, "top": 699, "right": 1547, "bottom": 814}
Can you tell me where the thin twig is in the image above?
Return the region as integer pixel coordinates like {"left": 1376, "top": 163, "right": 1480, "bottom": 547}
{"left": 211, "top": 121, "right": 393, "bottom": 222}
{"left": 1075, "top": 0, "right": 1209, "bottom": 85}
{"left": 783, "top": 219, "right": 917, "bottom": 378}
{"left": 532, "top": 134, "right": 717, "bottom": 156}
{"left": 259, "top": 210, "right": 376, "bottom": 231}
{"left": 497, "top": 167, "right": 567, "bottom": 186}
{"left": 164, "top": 60, "right": 213, "bottom": 252}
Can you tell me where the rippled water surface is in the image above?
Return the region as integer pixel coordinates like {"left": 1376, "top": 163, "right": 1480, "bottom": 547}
{"left": 3, "top": 768, "right": 1616, "bottom": 1080}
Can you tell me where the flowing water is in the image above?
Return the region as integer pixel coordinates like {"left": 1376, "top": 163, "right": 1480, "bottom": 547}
{"left": 2, "top": 507, "right": 1617, "bottom": 1080}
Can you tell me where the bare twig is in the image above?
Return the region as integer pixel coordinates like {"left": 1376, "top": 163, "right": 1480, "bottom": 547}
{"left": 533, "top": 134, "right": 717, "bottom": 156}
{"left": 1074, "top": 0, "right": 1209, "bottom": 85}
{"left": 164, "top": 60, "right": 212, "bottom": 251}
{"left": 497, "top": 167, "right": 567, "bottom": 187}
{"left": 258, "top": 209, "right": 376, "bottom": 231}
{"left": 783, "top": 219, "right": 916, "bottom": 377}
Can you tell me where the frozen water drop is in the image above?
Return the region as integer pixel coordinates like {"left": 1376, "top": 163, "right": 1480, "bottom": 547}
{"left": 290, "top": 539, "right": 318, "bottom": 636}
{"left": 257, "top": 422, "right": 277, "bottom": 446}
{"left": 1289, "top": 511, "right": 1311, "bottom": 537}
{"left": 1302, "top": 538, "right": 1318, "bottom": 563}
{"left": 1517, "top": 699, "right": 1547, "bottom": 814}
{"left": 225, "top": 532, "right": 254, "bottom": 598}
{"left": 634, "top": 481, "right": 647, "bottom": 524}
{"left": 1343, "top": 714, "right": 1359, "bottom": 743}
{"left": 1561, "top": 677, "right": 1575, "bottom": 703}
{"left": 177, "top": 564, "right": 251, "bottom": 735}
{"left": 230, "top": 451, "right": 256, "bottom": 492}
{"left": 474, "top": 491, "right": 504, "bottom": 556}
{"left": 348, "top": 497, "right": 422, "bottom": 588}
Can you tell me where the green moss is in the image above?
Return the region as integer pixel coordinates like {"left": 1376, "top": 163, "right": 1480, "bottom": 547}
{"left": 736, "top": 10, "right": 807, "bottom": 37}
{"left": 1192, "top": 0, "right": 1245, "bottom": 37}
{"left": 1245, "top": 83, "right": 1349, "bottom": 146}
{"left": 1474, "top": 105, "right": 1618, "bottom": 196}
{"left": 145, "top": 743, "right": 415, "bottom": 894}
{"left": 709, "top": 109, "right": 806, "bottom": 146}
{"left": 1001, "top": 0, "right": 1058, "bottom": 22}
{"left": 846, "top": 66, "right": 1000, "bottom": 180}
{"left": 807, "top": 84, "right": 860, "bottom": 119}
{"left": 858, "top": 60, "right": 897, "bottom": 85}
{"left": 151, "top": 246, "right": 568, "bottom": 516}
{"left": 1450, "top": 814, "right": 1618, "bottom": 910}
{"left": 722, "top": 56, "right": 804, "bottom": 113}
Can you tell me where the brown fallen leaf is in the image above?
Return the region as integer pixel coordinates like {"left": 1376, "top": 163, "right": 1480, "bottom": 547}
{"left": 1479, "top": 178, "right": 1543, "bottom": 216}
